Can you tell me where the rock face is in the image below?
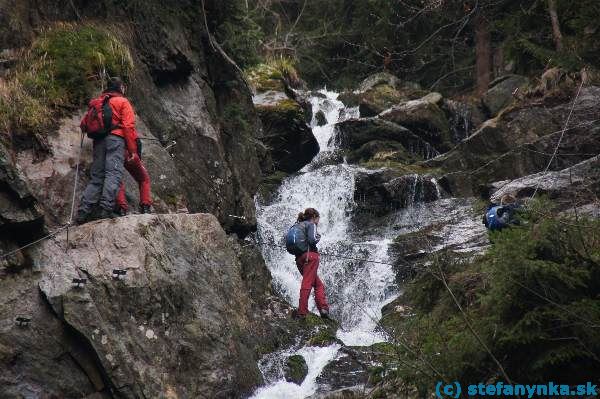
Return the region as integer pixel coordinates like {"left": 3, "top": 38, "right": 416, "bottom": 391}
{"left": 489, "top": 155, "right": 600, "bottom": 206}
{"left": 482, "top": 74, "right": 530, "bottom": 116}
{"left": 1, "top": 0, "right": 269, "bottom": 237}
{"left": 0, "top": 213, "right": 286, "bottom": 398}
{"left": 254, "top": 93, "right": 319, "bottom": 174}
{"left": 431, "top": 86, "right": 600, "bottom": 196}
{"left": 379, "top": 99, "right": 452, "bottom": 152}
{"left": 0, "top": 140, "right": 45, "bottom": 236}
{"left": 335, "top": 118, "right": 438, "bottom": 163}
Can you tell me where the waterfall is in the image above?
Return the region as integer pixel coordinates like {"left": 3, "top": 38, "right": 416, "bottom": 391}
{"left": 251, "top": 90, "right": 482, "bottom": 398}
{"left": 252, "top": 90, "right": 399, "bottom": 398}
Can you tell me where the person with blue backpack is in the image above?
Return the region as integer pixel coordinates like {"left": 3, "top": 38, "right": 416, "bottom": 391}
{"left": 483, "top": 194, "right": 520, "bottom": 231}
{"left": 285, "top": 208, "right": 330, "bottom": 319}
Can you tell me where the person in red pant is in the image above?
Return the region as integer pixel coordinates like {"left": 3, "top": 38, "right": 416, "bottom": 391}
{"left": 294, "top": 208, "right": 330, "bottom": 319}
{"left": 115, "top": 140, "right": 152, "bottom": 215}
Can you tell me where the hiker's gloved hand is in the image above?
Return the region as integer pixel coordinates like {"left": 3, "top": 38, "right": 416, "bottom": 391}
{"left": 127, "top": 151, "right": 140, "bottom": 164}
{"left": 123, "top": 128, "right": 138, "bottom": 155}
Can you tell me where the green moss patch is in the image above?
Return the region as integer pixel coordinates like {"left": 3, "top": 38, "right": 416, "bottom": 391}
{"left": 245, "top": 57, "right": 300, "bottom": 93}
{"left": 25, "top": 24, "right": 133, "bottom": 108}
{"left": 1, "top": 23, "right": 133, "bottom": 139}
{"left": 284, "top": 354, "right": 309, "bottom": 384}
{"left": 255, "top": 99, "right": 304, "bottom": 125}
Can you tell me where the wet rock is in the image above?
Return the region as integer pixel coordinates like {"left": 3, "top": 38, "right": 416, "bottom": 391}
{"left": 334, "top": 118, "right": 439, "bottom": 162}
{"left": 379, "top": 98, "right": 452, "bottom": 152}
{"left": 490, "top": 155, "right": 600, "bottom": 206}
{"left": 255, "top": 96, "right": 319, "bottom": 173}
{"left": 358, "top": 72, "right": 403, "bottom": 92}
{"left": 338, "top": 91, "right": 361, "bottom": 108}
{"left": 315, "top": 110, "right": 328, "bottom": 126}
{"left": 305, "top": 150, "right": 346, "bottom": 171}
{"left": 284, "top": 354, "right": 308, "bottom": 384}
{"left": 441, "top": 99, "right": 487, "bottom": 142}
{"left": 430, "top": 86, "right": 600, "bottom": 196}
{"left": 0, "top": 213, "right": 291, "bottom": 399}
{"left": 317, "top": 343, "right": 399, "bottom": 392}
{"left": 354, "top": 170, "right": 443, "bottom": 219}
{"left": 482, "top": 74, "right": 530, "bottom": 116}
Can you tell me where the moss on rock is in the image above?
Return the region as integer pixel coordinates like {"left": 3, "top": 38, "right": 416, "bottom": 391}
{"left": 25, "top": 24, "right": 133, "bottom": 108}
{"left": 245, "top": 57, "right": 300, "bottom": 93}
{"left": 1, "top": 23, "right": 133, "bottom": 139}
{"left": 284, "top": 354, "right": 309, "bottom": 385}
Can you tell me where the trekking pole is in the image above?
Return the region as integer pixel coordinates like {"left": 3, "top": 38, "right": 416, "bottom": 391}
{"left": 66, "top": 131, "right": 84, "bottom": 250}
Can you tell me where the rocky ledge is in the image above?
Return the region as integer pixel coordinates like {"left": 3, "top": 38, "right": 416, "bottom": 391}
{"left": 1, "top": 213, "right": 299, "bottom": 399}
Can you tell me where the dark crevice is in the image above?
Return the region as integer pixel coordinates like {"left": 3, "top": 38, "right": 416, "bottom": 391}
{"left": 38, "top": 287, "right": 117, "bottom": 399}
{"left": 151, "top": 50, "right": 194, "bottom": 87}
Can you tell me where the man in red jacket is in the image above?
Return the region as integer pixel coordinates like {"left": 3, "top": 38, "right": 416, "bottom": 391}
{"left": 77, "top": 77, "right": 139, "bottom": 223}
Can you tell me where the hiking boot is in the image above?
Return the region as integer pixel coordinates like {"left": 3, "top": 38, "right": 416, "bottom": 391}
{"left": 319, "top": 309, "right": 331, "bottom": 320}
{"left": 140, "top": 204, "right": 152, "bottom": 214}
{"left": 98, "top": 208, "right": 115, "bottom": 220}
{"left": 75, "top": 210, "right": 91, "bottom": 225}
{"left": 291, "top": 309, "right": 306, "bottom": 320}
{"left": 115, "top": 207, "right": 127, "bottom": 217}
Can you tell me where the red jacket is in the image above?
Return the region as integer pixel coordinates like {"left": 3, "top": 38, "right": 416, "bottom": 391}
{"left": 104, "top": 92, "right": 138, "bottom": 154}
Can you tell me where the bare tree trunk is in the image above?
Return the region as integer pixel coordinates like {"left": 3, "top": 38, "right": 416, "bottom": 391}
{"left": 547, "top": 0, "right": 563, "bottom": 51}
{"left": 475, "top": 13, "right": 491, "bottom": 95}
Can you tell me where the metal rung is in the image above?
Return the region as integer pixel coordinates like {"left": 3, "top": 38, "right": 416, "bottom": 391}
{"left": 15, "top": 316, "right": 31, "bottom": 327}
{"left": 72, "top": 278, "right": 87, "bottom": 288}
{"left": 112, "top": 269, "right": 127, "bottom": 279}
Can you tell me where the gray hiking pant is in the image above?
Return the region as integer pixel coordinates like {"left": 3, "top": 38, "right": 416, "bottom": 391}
{"left": 79, "top": 134, "right": 125, "bottom": 213}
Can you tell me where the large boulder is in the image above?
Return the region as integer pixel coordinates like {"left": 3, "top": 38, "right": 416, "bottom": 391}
{"left": 338, "top": 73, "right": 426, "bottom": 117}
{"left": 254, "top": 94, "right": 319, "bottom": 173}
{"left": 358, "top": 72, "right": 403, "bottom": 92}
{"left": 482, "top": 74, "right": 530, "bottom": 116}
{"left": 284, "top": 354, "right": 309, "bottom": 385}
{"left": 335, "top": 118, "right": 440, "bottom": 163}
{"left": 316, "top": 344, "right": 398, "bottom": 393}
{"left": 0, "top": 213, "right": 289, "bottom": 399}
{"left": 379, "top": 97, "right": 452, "bottom": 152}
{"left": 354, "top": 169, "right": 443, "bottom": 222}
{"left": 489, "top": 155, "right": 600, "bottom": 206}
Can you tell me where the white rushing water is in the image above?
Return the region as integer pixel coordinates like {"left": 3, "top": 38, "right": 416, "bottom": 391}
{"left": 252, "top": 90, "right": 399, "bottom": 398}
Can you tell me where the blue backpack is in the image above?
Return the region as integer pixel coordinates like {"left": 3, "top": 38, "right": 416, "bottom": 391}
{"left": 285, "top": 223, "right": 309, "bottom": 255}
{"left": 485, "top": 206, "right": 507, "bottom": 231}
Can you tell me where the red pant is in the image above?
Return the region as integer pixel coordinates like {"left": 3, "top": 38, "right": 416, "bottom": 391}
{"left": 116, "top": 155, "right": 152, "bottom": 210}
{"left": 296, "top": 252, "right": 329, "bottom": 315}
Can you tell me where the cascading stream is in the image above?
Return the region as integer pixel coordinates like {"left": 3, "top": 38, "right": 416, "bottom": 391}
{"left": 251, "top": 90, "right": 480, "bottom": 398}
{"left": 257, "top": 91, "right": 397, "bottom": 345}
{"left": 252, "top": 91, "right": 401, "bottom": 398}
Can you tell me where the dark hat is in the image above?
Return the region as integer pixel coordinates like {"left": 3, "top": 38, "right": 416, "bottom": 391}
{"left": 106, "top": 77, "right": 125, "bottom": 93}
